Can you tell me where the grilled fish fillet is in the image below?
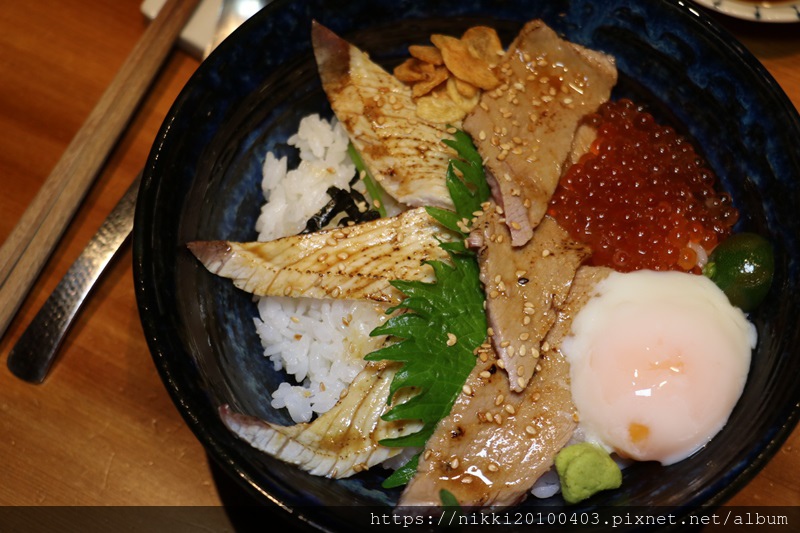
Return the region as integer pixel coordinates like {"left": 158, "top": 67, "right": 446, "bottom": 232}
{"left": 312, "top": 21, "right": 455, "bottom": 210}
{"left": 463, "top": 19, "right": 617, "bottom": 247}
{"left": 220, "top": 362, "right": 422, "bottom": 478}
{"left": 398, "top": 266, "right": 610, "bottom": 509}
{"left": 188, "top": 207, "right": 455, "bottom": 305}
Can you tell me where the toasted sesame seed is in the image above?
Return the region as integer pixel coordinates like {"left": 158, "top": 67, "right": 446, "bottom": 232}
{"left": 480, "top": 370, "right": 492, "bottom": 379}
{"left": 519, "top": 345, "right": 527, "bottom": 356}
{"left": 517, "top": 365, "right": 525, "bottom": 375}
{"left": 495, "top": 394, "right": 505, "bottom": 406}
{"left": 337, "top": 252, "right": 349, "bottom": 260}
{"left": 447, "top": 333, "right": 458, "bottom": 346}
{"left": 525, "top": 425, "right": 537, "bottom": 436}
{"left": 424, "top": 450, "right": 432, "bottom": 460}
{"left": 462, "top": 384, "right": 473, "bottom": 396}
{"left": 573, "top": 412, "right": 581, "bottom": 422}
{"left": 497, "top": 359, "right": 505, "bottom": 369}
{"left": 317, "top": 253, "right": 329, "bottom": 262}
{"left": 517, "top": 377, "right": 526, "bottom": 388}
{"left": 283, "top": 286, "right": 293, "bottom": 296}
{"left": 541, "top": 341, "right": 550, "bottom": 352}
{"left": 462, "top": 476, "right": 473, "bottom": 484}
{"left": 504, "top": 404, "right": 516, "bottom": 415}
{"left": 450, "top": 458, "right": 460, "bottom": 469}
{"left": 523, "top": 316, "right": 531, "bottom": 326}
{"left": 542, "top": 249, "right": 551, "bottom": 257}
{"left": 519, "top": 332, "right": 530, "bottom": 341}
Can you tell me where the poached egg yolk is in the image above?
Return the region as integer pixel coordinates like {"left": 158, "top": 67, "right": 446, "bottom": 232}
{"left": 562, "top": 270, "right": 756, "bottom": 465}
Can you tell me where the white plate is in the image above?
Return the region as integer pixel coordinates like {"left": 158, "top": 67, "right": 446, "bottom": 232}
{"left": 693, "top": 0, "right": 800, "bottom": 22}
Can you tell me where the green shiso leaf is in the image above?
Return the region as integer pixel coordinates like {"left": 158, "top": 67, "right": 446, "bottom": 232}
{"left": 426, "top": 128, "right": 490, "bottom": 234}
{"left": 366, "top": 249, "right": 486, "bottom": 448}
{"left": 382, "top": 454, "right": 420, "bottom": 489}
{"left": 366, "top": 130, "right": 490, "bottom": 488}
{"left": 439, "top": 489, "right": 461, "bottom": 509}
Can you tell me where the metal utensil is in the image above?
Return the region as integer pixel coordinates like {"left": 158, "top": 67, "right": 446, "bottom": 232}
{"left": 7, "top": 174, "right": 141, "bottom": 383}
{"left": 7, "top": 0, "right": 269, "bottom": 383}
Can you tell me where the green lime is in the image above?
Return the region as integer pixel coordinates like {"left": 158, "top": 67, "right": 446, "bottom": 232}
{"left": 705, "top": 232, "right": 774, "bottom": 312}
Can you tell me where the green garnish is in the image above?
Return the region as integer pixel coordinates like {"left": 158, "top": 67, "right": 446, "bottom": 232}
{"left": 365, "top": 130, "right": 490, "bottom": 488}
{"left": 382, "top": 453, "right": 420, "bottom": 489}
{"left": 426, "top": 128, "right": 491, "bottom": 235}
{"left": 703, "top": 232, "right": 774, "bottom": 312}
{"left": 348, "top": 143, "right": 387, "bottom": 217}
{"left": 366, "top": 249, "right": 486, "bottom": 447}
{"left": 439, "top": 489, "right": 461, "bottom": 509}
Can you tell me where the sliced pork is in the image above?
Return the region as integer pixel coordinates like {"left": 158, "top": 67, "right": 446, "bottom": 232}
{"left": 471, "top": 207, "right": 590, "bottom": 391}
{"left": 463, "top": 20, "right": 617, "bottom": 246}
{"left": 397, "top": 266, "right": 609, "bottom": 509}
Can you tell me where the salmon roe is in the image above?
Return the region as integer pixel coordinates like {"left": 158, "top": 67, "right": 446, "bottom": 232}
{"left": 548, "top": 99, "right": 739, "bottom": 273}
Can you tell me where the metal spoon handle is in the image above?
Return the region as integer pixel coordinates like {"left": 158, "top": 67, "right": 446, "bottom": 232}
{"left": 6, "top": 173, "right": 141, "bottom": 383}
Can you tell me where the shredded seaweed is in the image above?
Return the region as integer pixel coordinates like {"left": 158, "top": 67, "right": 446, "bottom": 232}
{"left": 365, "top": 129, "right": 490, "bottom": 488}
{"left": 303, "top": 185, "right": 380, "bottom": 233}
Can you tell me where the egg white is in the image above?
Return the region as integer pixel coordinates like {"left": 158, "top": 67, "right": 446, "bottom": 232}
{"left": 561, "top": 270, "right": 756, "bottom": 466}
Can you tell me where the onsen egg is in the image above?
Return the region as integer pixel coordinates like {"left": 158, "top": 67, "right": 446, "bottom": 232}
{"left": 561, "top": 270, "right": 756, "bottom": 466}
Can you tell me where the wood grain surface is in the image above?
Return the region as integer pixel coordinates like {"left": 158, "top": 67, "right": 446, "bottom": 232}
{"left": 0, "top": 0, "right": 797, "bottom": 529}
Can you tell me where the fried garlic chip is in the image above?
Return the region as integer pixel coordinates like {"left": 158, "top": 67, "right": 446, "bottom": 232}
{"left": 409, "top": 44, "right": 444, "bottom": 65}
{"left": 393, "top": 25, "right": 505, "bottom": 123}
{"left": 416, "top": 90, "right": 467, "bottom": 123}
{"left": 461, "top": 26, "right": 504, "bottom": 67}
{"left": 430, "top": 33, "right": 500, "bottom": 90}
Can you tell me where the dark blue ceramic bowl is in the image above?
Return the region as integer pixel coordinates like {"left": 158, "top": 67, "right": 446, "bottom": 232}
{"left": 134, "top": 0, "right": 800, "bottom": 530}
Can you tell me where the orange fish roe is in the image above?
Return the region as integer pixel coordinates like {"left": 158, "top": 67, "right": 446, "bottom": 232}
{"left": 548, "top": 99, "right": 738, "bottom": 273}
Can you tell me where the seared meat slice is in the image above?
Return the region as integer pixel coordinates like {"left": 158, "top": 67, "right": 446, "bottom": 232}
{"left": 470, "top": 206, "right": 589, "bottom": 391}
{"left": 188, "top": 207, "right": 454, "bottom": 305}
{"left": 463, "top": 19, "right": 617, "bottom": 247}
{"left": 312, "top": 21, "right": 455, "bottom": 209}
{"left": 397, "top": 266, "right": 610, "bottom": 510}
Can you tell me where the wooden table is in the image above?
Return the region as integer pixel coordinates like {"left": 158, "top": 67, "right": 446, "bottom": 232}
{"left": 0, "top": 0, "right": 797, "bottom": 528}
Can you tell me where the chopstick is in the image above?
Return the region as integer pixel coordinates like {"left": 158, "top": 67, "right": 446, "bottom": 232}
{"left": 0, "top": 0, "right": 200, "bottom": 339}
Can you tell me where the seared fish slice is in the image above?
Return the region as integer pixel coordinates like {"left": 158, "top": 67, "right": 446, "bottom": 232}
{"left": 463, "top": 19, "right": 617, "bottom": 247}
{"left": 188, "top": 207, "right": 455, "bottom": 305}
{"left": 398, "top": 266, "right": 610, "bottom": 509}
{"left": 220, "top": 362, "right": 422, "bottom": 478}
{"left": 470, "top": 208, "right": 590, "bottom": 392}
{"left": 312, "top": 21, "right": 455, "bottom": 209}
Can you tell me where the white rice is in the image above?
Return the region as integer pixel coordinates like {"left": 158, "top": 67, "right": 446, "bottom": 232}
{"left": 253, "top": 114, "right": 386, "bottom": 423}
{"left": 256, "top": 114, "right": 356, "bottom": 242}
